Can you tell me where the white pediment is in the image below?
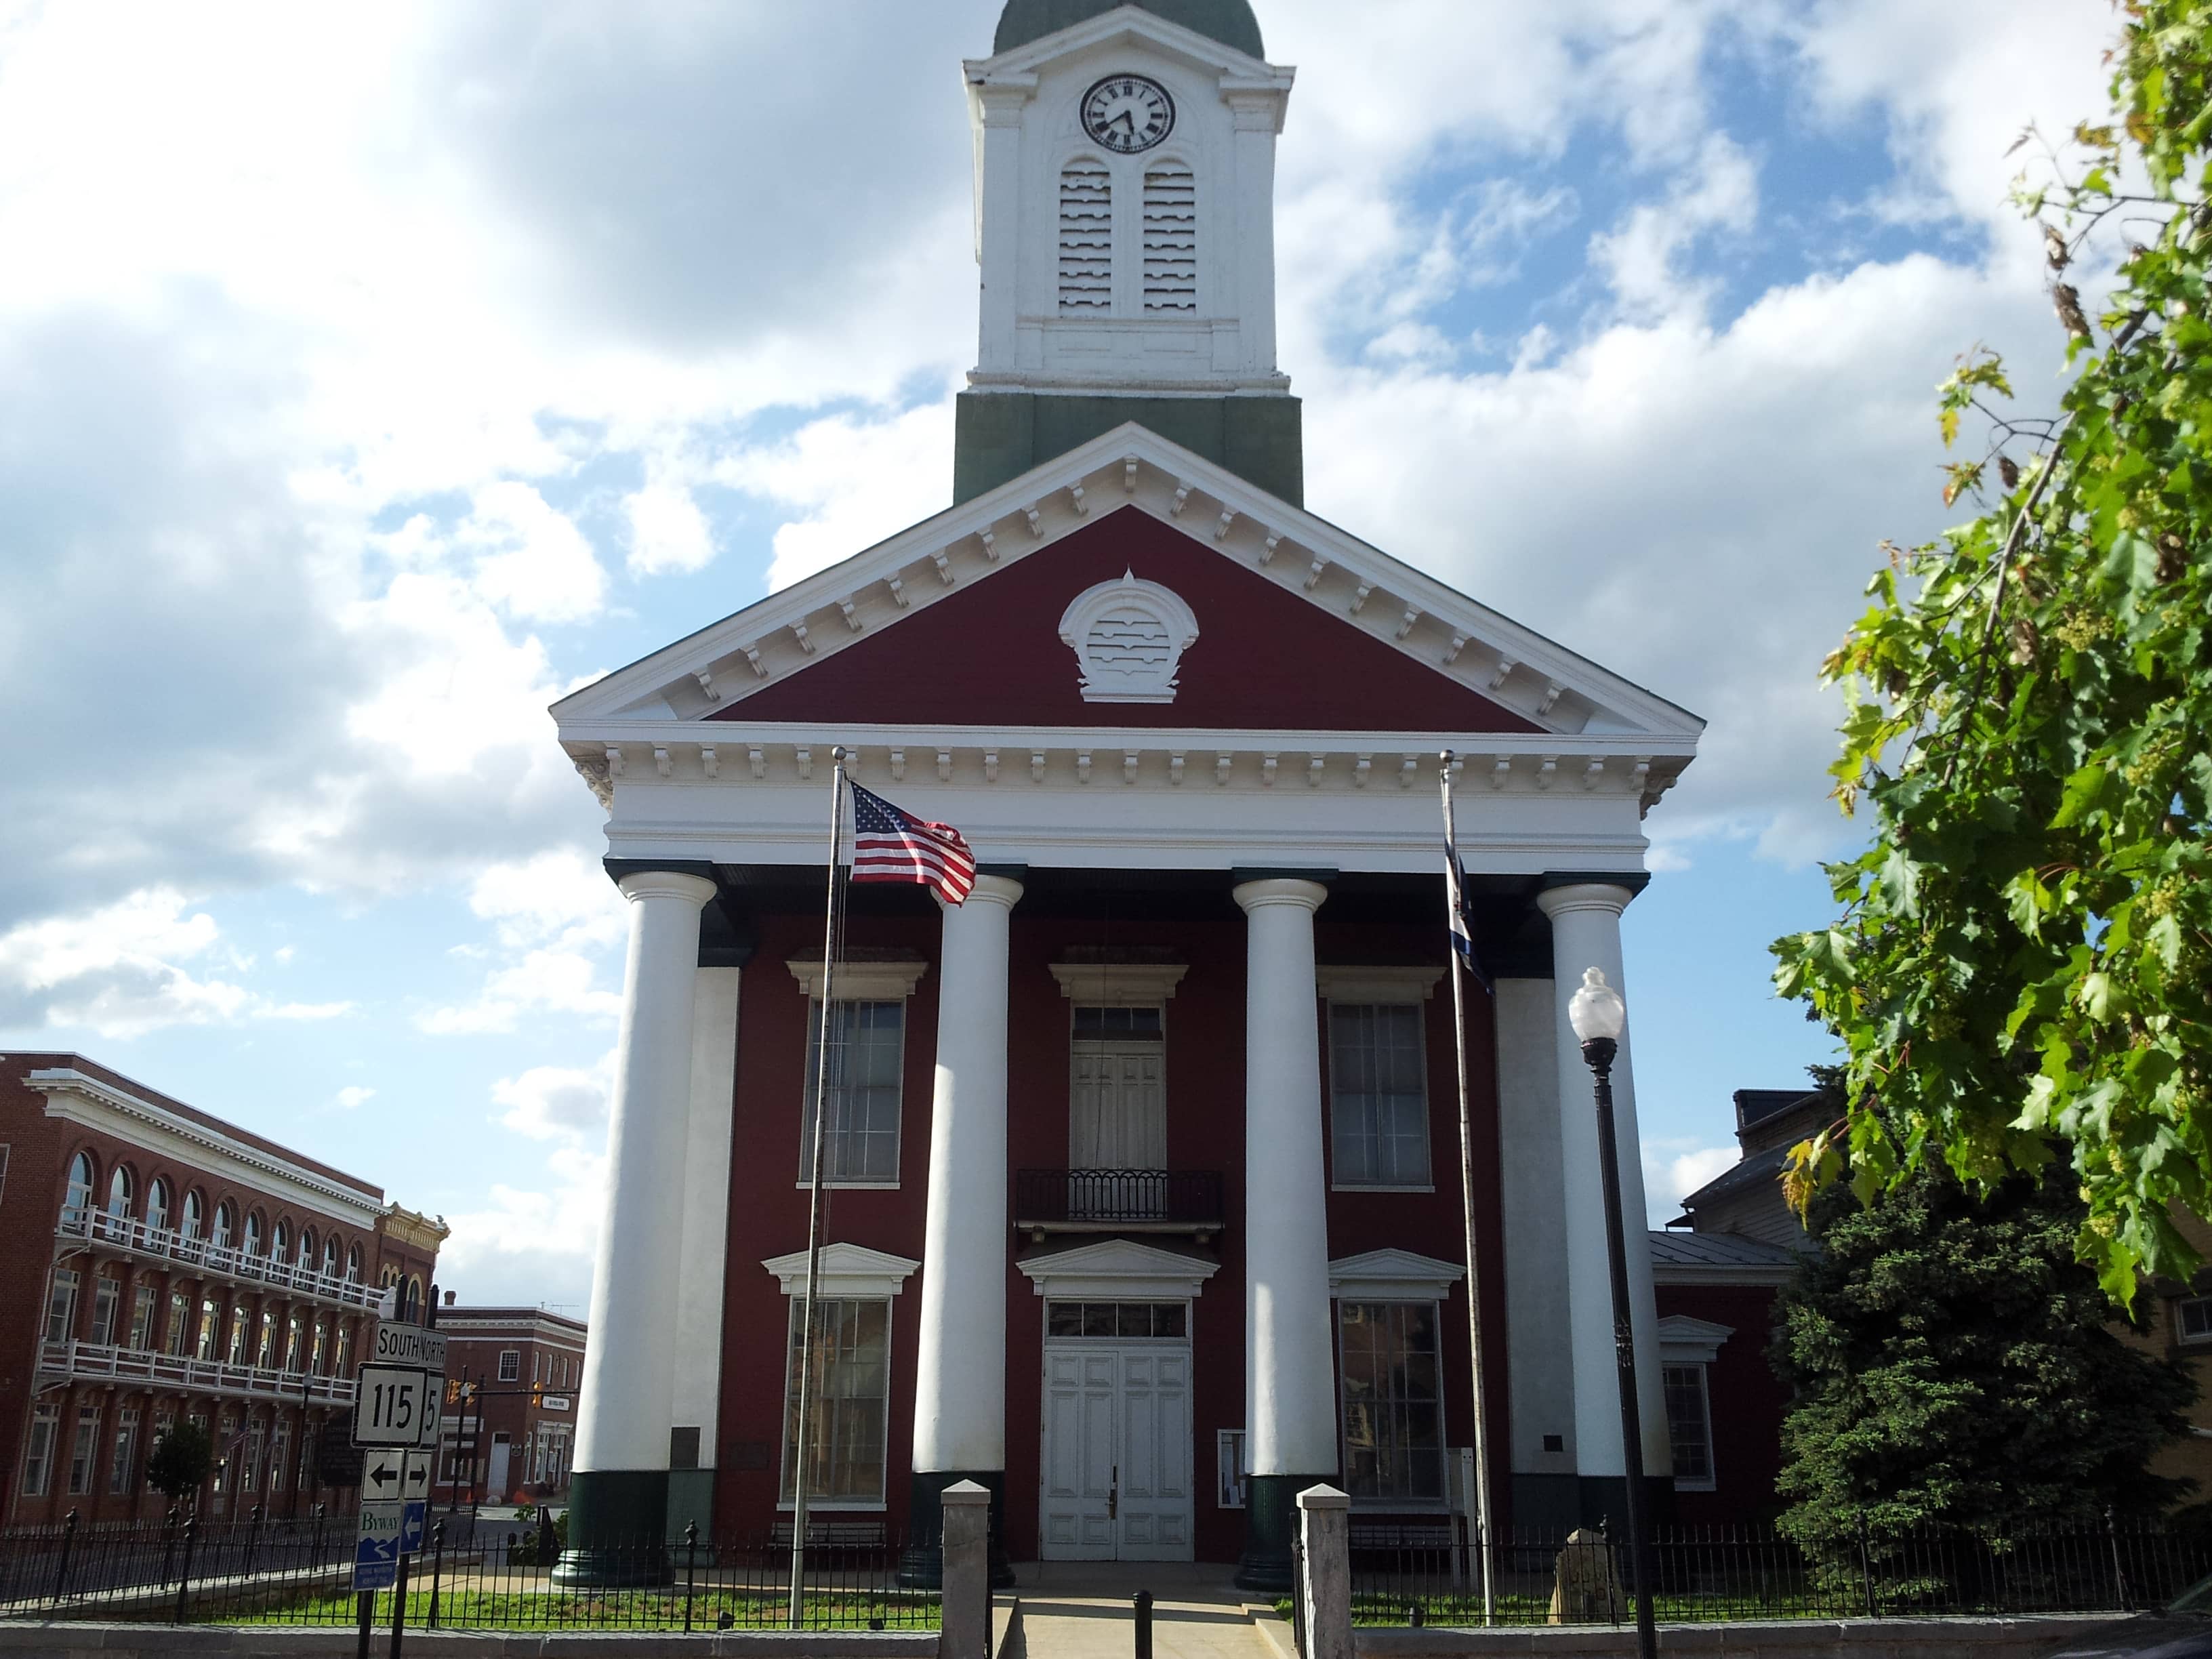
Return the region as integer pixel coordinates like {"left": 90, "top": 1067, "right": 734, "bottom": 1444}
{"left": 551, "top": 424, "right": 1704, "bottom": 762}
{"left": 1017, "top": 1237, "right": 1221, "bottom": 1299}
{"left": 1328, "top": 1248, "right": 1466, "bottom": 1300}
{"left": 1656, "top": 1313, "right": 1736, "bottom": 1364}
{"left": 761, "top": 1242, "right": 922, "bottom": 1298}
{"left": 968, "top": 7, "right": 1281, "bottom": 83}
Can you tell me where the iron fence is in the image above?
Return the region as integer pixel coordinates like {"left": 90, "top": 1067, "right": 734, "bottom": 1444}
{"left": 0, "top": 1509, "right": 939, "bottom": 1632}
{"left": 1347, "top": 1519, "right": 2212, "bottom": 1627}
{"left": 1015, "top": 1167, "right": 1224, "bottom": 1227}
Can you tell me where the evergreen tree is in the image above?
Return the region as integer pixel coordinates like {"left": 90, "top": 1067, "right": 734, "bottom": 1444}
{"left": 1773, "top": 1158, "right": 2193, "bottom": 1549}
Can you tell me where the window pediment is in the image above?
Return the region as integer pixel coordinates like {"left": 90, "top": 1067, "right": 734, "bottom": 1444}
{"left": 785, "top": 956, "right": 928, "bottom": 1002}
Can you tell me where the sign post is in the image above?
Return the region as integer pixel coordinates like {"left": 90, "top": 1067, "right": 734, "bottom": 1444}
{"left": 352, "top": 1326, "right": 449, "bottom": 1654}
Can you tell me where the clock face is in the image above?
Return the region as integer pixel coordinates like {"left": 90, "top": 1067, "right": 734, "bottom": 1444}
{"left": 1082, "top": 75, "right": 1175, "bottom": 155}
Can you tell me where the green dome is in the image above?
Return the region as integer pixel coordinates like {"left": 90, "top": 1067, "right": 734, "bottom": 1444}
{"left": 994, "top": 0, "right": 1265, "bottom": 59}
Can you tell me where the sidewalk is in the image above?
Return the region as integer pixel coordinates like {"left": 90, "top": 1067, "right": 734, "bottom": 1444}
{"left": 1010, "top": 1563, "right": 1291, "bottom": 1659}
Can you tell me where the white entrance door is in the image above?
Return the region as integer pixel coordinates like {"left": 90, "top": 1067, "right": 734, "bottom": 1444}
{"left": 487, "top": 1435, "right": 510, "bottom": 1498}
{"left": 1040, "top": 1340, "right": 1193, "bottom": 1561}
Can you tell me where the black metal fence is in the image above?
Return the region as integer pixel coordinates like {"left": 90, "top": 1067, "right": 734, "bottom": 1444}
{"left": 1347, "top": 1520, "right": 2212, "bottom": 1626}
{"left": 0, "top": 1509, "right": 939, "bottom": 1632}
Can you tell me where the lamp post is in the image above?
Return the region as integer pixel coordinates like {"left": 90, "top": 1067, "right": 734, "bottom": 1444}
{"left": 1568, "top": 966, "right": 1656, "bottom": 1659}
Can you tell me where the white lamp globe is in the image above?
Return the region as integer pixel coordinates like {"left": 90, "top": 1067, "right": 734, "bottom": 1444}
{"left": 1568, "top": 967, "right": 1626, "bottom": 1043}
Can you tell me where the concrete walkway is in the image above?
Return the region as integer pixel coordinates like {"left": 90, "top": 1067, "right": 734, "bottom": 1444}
{"left": 1010, "top": 1563, "right": 1292, "bottom": 1659}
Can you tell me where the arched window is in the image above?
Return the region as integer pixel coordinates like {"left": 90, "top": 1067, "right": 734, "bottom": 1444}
{"left": 404, "top": 1277, "right": 423, "bottom": 1323}
{"left": 243, "top": 1212, "right": 264, "bottom": 1258}
{"left": 346, "top": 1245, "right": 361, "bottom": 1284}
{"left": 63, "top": 1153, "right": 95, "bottom": 1223}
{"left": 272, "top": 1221, "right": 290, "bottom": 1267}
{"left": 146, "top": 1179, "right": 171, "bottom": 1233}
{"left": 106, "top": 1166, "right": 134, "bottom": 1220}
{"left": 213, "top": 1202, "right": 236, "bottom": 1250}
{"left": 181, "top": 1190, "right": 203, "bottom": 1240}
{"left": 299, "top": 1228, "right": 317, "bottom": 1270}
{"left": 1058, "top": 159, "right": 1113, "bottom": 314}
{"left": 323, "top": 1236, "right": 341, "bottom": 1279}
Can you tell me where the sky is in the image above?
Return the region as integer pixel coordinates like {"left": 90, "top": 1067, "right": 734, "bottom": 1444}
{"left": 0, "top": 0, "right": 2116, "bottom": 1311}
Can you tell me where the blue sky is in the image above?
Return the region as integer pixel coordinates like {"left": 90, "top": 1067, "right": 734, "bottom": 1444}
{"left": 0, "top": 0, "right": 2114, "bottom": 1307}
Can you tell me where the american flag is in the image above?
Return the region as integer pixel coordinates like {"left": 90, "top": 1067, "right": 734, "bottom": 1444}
{"left": 848, "top": 781, "right": 977, "bottom": 905}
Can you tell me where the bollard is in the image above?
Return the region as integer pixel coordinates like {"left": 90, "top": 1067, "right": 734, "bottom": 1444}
{"left": 428, "top": 1521, "right": 446, "bottom": 1630}
{"left": 684, "top": 1521, "right": 699, "bottom": 1635}
{"left": 1134, "top": 1589, "right": 1153, "bottom": 1659}
{"left": 51, "top": 1508, "right": 78, "bottom": 1608}
{"left": 1409, "top": 1604, "right": 1425, "bottom": 1629}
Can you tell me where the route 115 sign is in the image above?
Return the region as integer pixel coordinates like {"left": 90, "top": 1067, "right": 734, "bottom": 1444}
{"left": 353, "top": 1363, "right": 443, "bottom": 1450}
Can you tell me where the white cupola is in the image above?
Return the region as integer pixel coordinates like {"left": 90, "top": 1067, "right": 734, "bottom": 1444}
{"left": 963, "top": 3, "right": 1296, "bottom": 398}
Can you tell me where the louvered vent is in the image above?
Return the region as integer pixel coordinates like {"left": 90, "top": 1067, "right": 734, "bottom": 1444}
{"left": 1058, "top": 163, "right": 1113, "bottom": 315}
{"left": 1142, "top": 165, "right": 1197, "bottom": 312}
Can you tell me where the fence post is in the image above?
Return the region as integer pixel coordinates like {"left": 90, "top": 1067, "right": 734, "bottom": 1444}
{"left": 1296, "top": 1484, "right": 1353, "bottom": 1659}
{"left": 1135, "top": 1589, "right": 1154, "bottom": 1659}
{"left": 428, "top": 1520, "right": 445, "bottom": 1631}
{"left": 161, "top": 1504, "right": 179, "bottom": 1585}
{"left": 1858, "top": 1516, "right": 1877, "bottom": 1618}
{"left": 174, "top": 1516, "right": 197, "bottom": 1625}
{"left": 314, "top": 1501, "right": 327, "bottom": 1568}
{"left": 1291, "top": 1537, "right": 1306, "bottom": 1658}
{"left": 49, "top": 1507, "right": 78, "bottom": 1609}
{"left": 684, "top": 1521, "right": 699, "bottom": 1635}
{"left": 2107, "top": 1507, "right": 2131, "bottom": 1612}
{"left": 390, "top": 1543, "right": 411, "bottom": 1659}
{"left": 245, "top": 1501, "right": 262, "bottom": 1578}
{"left": 939, "top": 1480, "right": 993, "bottom": 1659}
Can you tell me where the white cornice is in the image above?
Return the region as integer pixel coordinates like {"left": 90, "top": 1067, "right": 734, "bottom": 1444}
{"left": 1328, "top": 1248, "right": 1465, "bottom": 1300}
{"left": 1316, "top": 966, "right": 1446, "bottom": 1004}
{"left": 29, "top": 1069, "right": 386, "bottom": 1227}
{"left": 549, "top": 426, "right": 1704, "bottom": 768}
{"left": 1048, "top": 962, "right": 1189, "bottom": 1004}
{"left": 784, "top": 957, "right": 929, "bottom": 1002}
{"left": 1656, "top": 1314, "right": 1736, "bottom": 1365}
{"left": 1017, "top": 1238, "right": 1221, "bottom": 1300}
{"left": 762, "top": 1242, "right": 922, "bottom": 1299}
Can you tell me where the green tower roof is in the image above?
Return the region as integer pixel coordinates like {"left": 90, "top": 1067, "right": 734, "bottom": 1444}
{"left": 993, "top": 0, "right": 1265, "bottom": 60}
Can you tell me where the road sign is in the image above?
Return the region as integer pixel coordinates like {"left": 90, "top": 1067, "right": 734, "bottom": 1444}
{"left": 354, "top": 1502, "right": 403, "bottom": 1591}
{"left": 401, "top": 1453, "right": 432, "bottom": 1502}
{"left": 414, "top": 1374, "right": 443, "bottom": 1450}
{"left": 373, "top": 1325, "right": 447, "bottom": 1373}
{"left": 401, "top": 1500, "right": 427, "bottom": 1555}
{"left": 353, "top": 1364, "right": 432, "bottom": 1449}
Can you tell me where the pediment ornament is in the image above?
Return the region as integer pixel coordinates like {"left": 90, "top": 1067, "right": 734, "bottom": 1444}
{"left": 1057, "top": 571, "right": 1200, "bottom": 704}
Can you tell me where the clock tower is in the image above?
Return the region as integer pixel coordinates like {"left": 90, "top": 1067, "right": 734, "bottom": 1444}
{"left": 956, "top": 1, "right": 1302, "bottom": 505}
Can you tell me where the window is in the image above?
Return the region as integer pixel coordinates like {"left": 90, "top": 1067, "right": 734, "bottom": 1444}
{"left": 22, "top": 1406, "right": 58, "bottom": 1497}
{"left": 1664, "top": 1364, "right": 1716, "bottom": 1491}
{"left": 1328, "top": 1004, "right": 1431, "bottom": 1187}
{"left": 346, "top": 1244, "right": 361, "bottom": 1284}
{"left": 498, "top": 1350, "right": 520, "bottom": 1383}
{"left": 1337, "top": 1300, "right": 1446, "bottom": 1506}
{"left": 146, "top": 1178, "right": 171, "bottom": 1233}
{"left": 67, "top": 1406, "right": 101, "bottom": 1496}
{"left": 256, "top": 1310, "right": 276, "bottom": 1369}
{"left": 270, "top": 1425, "right": 291, "bottom": 1492}
{"left": 227, "top": 1307, "right": 248, "bottom": 1367}
{"left": 310, "top": 1320, "right": 328, "bottom": 1375}
{"left": 781, "top": 1298, "right": 891, "bottom": 1507}
{"left": 244, "top": 1212, "right": 264, "bottom": 1258}
{"left": 196, "top": 1296, "right": 220, "bottom": 1361}
{"left": 800, "top": 1001, "right": 905, "bottom": 1184}
{"left": 272, "top": 1221, "right": 291, "bottom": 1266}
{"left": 285, "top": 1313, "right": 304, "bottom": 1372}
{"left": 241, "top": 1425, "right": 263, "bottom": 1492}
{"left": 167, "top": 1291, "right": 192, "bottom": 1357}
{"left": 2179, "top": 1296, "right": 2212, "bottom": 1343}
{"left": 300, "top": 1227, "right": 317, "bottom": 1270}
{"left": 181, "top": 1190, "right": 203, "bottom": 1240}
{"left": 130, "top": 1284, "right": 157, "bottom": 1350}
{"left": 1141, "top": 163, "right": 1197, "bottom": 312}
{"left": 323, "top": 1236, "right": 341, "bottom": 1278}
{"left": 106, "top": 1165, "right": 134, "bottom": 1220}
{"left": 1045, "top": 1300, "right": 1186, "bottom": 1338}
{"left": 335, "top": 1326, "right": 352, "bottom": 1373}
{"left": 1057, "top": 160, "right": 1112, "bottom": 314}
{"left": 109, "top": 1407, "right": 140, "bottom": 1496}
{"left": 45, "top": 1269, "right": 81, "bottom": 1345}
{"left": 89, "top": 1276, "right": 121, "bottom": 1347}
{"left": 213, "top": 1202, "right": 236, "bottom": 1249}
{"left": 64, "top": 1152, "right": 94, "bottom": 1223}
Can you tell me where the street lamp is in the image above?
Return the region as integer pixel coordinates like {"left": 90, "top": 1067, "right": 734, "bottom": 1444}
{"left": 1568, "top": 967, "right": 1657, "bottom": 1659}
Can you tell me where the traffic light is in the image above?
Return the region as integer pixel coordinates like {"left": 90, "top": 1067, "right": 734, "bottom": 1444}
{"left": 445, "top": 1378, "right": 462, "bottom": 1406}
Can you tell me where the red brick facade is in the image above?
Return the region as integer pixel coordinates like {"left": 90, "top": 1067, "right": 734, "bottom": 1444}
{"left": 431, "top": 1303, "right": 585, "bottom": 1509}
{"left": 0, "top": 1054, "right": 445, "bottom": 1525}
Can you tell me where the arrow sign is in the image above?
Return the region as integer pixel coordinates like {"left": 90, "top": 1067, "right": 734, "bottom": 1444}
{"left": 363, "top": 1457, "right": 403, "bottom": 1503}
{"left": 402, "top": 1458, "right": 430, "bottom": 1498}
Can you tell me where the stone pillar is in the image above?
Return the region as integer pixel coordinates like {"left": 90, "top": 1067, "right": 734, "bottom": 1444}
{"left": 1535, "top": 883, "right": 1669, "bottom": 1513}
{"left": 939, "top": 1480, "right": 993, "bottom": 1659}
{"left": 907, "top": 874, "right": 1022, "bottom": 1587}
{"left": 1233, "top": 878, "right": 1338, "bottom": 1592}
{"left": 1297, "top": 1484, "right": 1353, "bottom": 1659}
{"left": 557, "top": 868, "right": 716, "bottom": 1584}
{"left": 669, "top": 964, "right": 741, "bottom": 1544}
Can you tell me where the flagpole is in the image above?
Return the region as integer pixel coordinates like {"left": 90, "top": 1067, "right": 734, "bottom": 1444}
{"left": 790, "top": 745, "right": 848, "bottom": 1629}
{"left": 1439, "top": 750, "right": 1496, "bottom": 1624}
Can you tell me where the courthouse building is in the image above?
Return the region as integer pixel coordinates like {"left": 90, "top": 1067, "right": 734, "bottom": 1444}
{"left": 0, "top": 1054, "right": 447, "bottom": 1524}
{"left": 551, "top": 1, "right": 1706, "bottom": 1588}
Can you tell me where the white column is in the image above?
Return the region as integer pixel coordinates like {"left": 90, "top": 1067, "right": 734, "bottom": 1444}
{"left": 672, "top": 966, "right": 740, "bottom": 1467}
{"left": 1235, "top": 878, "right": 1338, "bottom": 1478}
{"left": 572, "top": 869, "right": 717, "bottom": 1478}
{"left": 1494, "top": 977, "right": 1578, "bottom": 1481}
{"left": 1535, "top": 884, "right": 1668, "bottom": 1480}
{"left": 912, "top": 874, "right": 1023, "bottom": 1475}
{"left": 971, "top": 87, "right": 1033, "bottom": 378}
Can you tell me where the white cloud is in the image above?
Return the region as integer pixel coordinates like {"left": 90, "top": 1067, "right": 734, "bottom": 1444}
{"left": 436, "top": 1143, "right": 607, "bottom": 1307}
{"left": 335, "top": 1086, "right": 377, "bottom": 1110}
{"left": 625, "top": 479, "right": 716, "bottom": 577}
{"left": 1589, "top": 132, "right": 1761, "bottom": 319}
{"left": 464, "top": 848, "right": 628, "bottom": 953}
{"left": 493, "top": 1057, "right": 613, "bottom": 1144}
{"left": 1643, "top": 1139, "right": 1744, "bottom": 1223}
{"left": 262, "top": 1000, "right": 355, "bottom": 1021}
{"left": 419, "top": 947, "right": 621, "bottom": 1036}
{"left": 455, "top": 483, "right": 607, "bottom": 626}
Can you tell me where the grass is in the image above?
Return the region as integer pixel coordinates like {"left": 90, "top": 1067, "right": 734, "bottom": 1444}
{"left": 201, "top": 1587, "right": 939, "bottom": 1632}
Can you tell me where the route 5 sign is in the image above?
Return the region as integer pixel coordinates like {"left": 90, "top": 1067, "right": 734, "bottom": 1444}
{"left": 354, "top": 1364, "right": 432, "bottom": 1449}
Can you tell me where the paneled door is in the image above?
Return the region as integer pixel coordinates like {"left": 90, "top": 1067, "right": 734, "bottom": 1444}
{"left": 1039, "top": 1338, "right": 1193, "bottom": 1561}
{"left": 1070, "top": 1043, "right": 1166, "bottom": 1170}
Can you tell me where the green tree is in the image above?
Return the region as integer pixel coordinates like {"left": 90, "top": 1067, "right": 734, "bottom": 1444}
{"left": 1774, "top": 1158, "right": 2192, "bottom": 1547}
{"left": 144, "top": 1420, "right": 213, "bottom": 1504}
{"left": 1771, "top": 0, "right": 2212, "bottom": 1299}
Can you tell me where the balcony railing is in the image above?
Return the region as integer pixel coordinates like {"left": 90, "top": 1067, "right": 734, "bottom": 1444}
{"left": 37, "top": 1340, "right": 357, "bottom": 1406}
{"left": 55, "top": 1210, "right": 380, "bottom": 1311}
{"left": 1014, "top": 1168, "right": 1225, "bottom": 1235}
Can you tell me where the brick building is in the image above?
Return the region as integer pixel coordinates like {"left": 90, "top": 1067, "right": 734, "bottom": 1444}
{"left": 0, "top": 1054, "right": 447, "bottom": 1524}
{"left": 431, "top": 1300, "right": 586, "bottom": 1509}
